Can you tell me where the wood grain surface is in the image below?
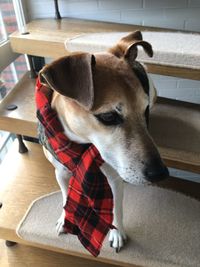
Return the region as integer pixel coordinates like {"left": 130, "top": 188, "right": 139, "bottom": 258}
{"left": 0, "top": 239, "right": 120, "bottom": 267}
{"left": 0, "top": 72, "right": 37, "bottom": 137}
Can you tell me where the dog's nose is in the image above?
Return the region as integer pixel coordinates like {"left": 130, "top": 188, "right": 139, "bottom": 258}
{"left": 145, "top": 159, "right": 169, "bottom": 183}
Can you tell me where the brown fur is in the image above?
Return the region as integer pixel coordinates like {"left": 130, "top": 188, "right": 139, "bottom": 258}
{"left": 109, "top": 31, "right": 153, "bottom": 60}
{"left": 39, "top": 53, "right": 95, "bottom": 110}
{"left": 39, "top": 31, "right": 165, "bottom": 177}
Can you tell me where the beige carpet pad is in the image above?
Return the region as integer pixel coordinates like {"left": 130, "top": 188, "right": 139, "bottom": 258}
{"left": 17, "top": 184, "right": 200, "bottom": 267}
{"left": 65, "top": 31, "right": 200, "bottom": 69}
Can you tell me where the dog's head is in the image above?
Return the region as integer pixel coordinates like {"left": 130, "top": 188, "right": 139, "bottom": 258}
{"left": 39, "top": 31, "right": 168, "bottom": 184}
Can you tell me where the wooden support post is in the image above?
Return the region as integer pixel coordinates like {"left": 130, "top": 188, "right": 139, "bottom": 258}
{"left": 16, "top": 135, "right": 28, "bottom": 154}
{"left": 54, "top": 0, "right": 62, "bottom": 20}
{"left": 27, "top": 55, "right": 37, "bottom": 79}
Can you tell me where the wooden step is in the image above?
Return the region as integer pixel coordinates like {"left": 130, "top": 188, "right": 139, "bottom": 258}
{"left": 0, "top": 141, "right": 58, "bottom": 243}
{"left": 150, "top": 98, "right": 200, "bottom": 173}
{"left": 0, "top": 239, "right": 118, "bottom": 267}
{"left": 0, "top": 140, "right": 199, "bottom": 267}
{"left": 10, "top": 18, "right": 200, "bottom": 80}
{"left": 0, "top": 74, "right": 199, "bottom": 173}
{"left": 0, "top": 72, "right": 37, "bottom": 137}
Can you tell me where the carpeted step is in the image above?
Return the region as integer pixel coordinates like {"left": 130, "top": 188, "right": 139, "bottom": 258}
{"left": 65, "top": 31, "right": 200, "bottom": 70}
{"left": 17, "top": 185, "right": 200, "bottom": 267}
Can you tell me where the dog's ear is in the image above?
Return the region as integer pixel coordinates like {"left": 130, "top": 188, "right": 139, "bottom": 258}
{"left": 110, "top": 31, "right": 154, "bottom": 100}
{"left": 109, "top": 31, "right": 153, "bottom": 62}
{"left": 39, "top": 53, "right": 95, "bottom": 110}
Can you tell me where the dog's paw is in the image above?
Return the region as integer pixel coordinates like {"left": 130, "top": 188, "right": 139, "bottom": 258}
{"left": 56, "top": 210, "right": 65, "bottom": 235}
{"left": 109, "top": 228, "right": 127, "bottom": 253}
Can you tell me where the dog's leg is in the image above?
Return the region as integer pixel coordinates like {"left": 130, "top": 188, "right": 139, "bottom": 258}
{"left": 108, "top": 178, "right": 127, "bottom": 252}
{"left": 101, "top": 163, "right": 127, "bottom": 252}
{"left": 43, "top": 147, "right": 71, "bottom": 235}
{"left": 55, "top": 165, "right": 71, "bottom": 235}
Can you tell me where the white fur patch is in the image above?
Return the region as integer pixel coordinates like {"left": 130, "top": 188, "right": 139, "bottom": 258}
{"left": 148, "top": 74, "right": 157, "bottom": 109}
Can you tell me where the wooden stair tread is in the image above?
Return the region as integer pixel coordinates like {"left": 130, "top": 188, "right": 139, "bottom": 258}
{"left": 0, "top": 239, "right": 118, "bottom": 267}
{"left": 151, "top": 97, "right": 200, "bottom": 154}
{"left": 160, "top": 147, "right": 200, "bottom": 173}
{"left": 10, "top": 18, "right": 200, "bottom": 80}
{"left": 0, "top": 141, "right": 58, "bottom": 243}
{"left": 0, "top": 72, "right": 37, "bottom": 137}
{"left": 10, "top": 18, "right": 175, "bottom": 59}
{"left": 0, "top": 140, "right": 199, "bottom": 266}
{"left": 0, "top": 75, "right": 199, "bottom": 173}
{"left": 150, "top": 98, "right": 200, "bottom": 173}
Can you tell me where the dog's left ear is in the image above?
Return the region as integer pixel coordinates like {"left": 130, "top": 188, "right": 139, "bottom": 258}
{"left": 109, "top": 31, "right": 153, "bottom": 62}
{"left": 110, "top": 31, "right": 155, "bottom": 102}
{"left": 39, "top": 53, "right": 95, "bottom": 110}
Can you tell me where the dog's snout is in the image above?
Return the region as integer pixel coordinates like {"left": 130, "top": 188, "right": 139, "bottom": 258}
{"left": 144, "top": 158, "right": 169, "bottom": 183}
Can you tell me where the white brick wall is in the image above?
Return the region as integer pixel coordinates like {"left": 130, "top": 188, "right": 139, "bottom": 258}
{"left": 188, "top": 0, "right": 200, "bottom": 7}
{"left": 25, "top": 0, "right": 200, "bottom": 104}
{"left": 144, "top": 0, "right": 188, "bottom": 8}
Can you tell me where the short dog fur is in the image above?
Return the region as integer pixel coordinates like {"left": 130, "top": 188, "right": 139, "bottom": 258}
{"left": 39, "top": 31, "right": 168, "bottom": 252}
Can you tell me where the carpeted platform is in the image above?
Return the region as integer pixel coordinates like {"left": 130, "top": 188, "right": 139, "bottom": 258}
{"left": 65, "top": 31, "right": 200, "bottom": 69}
{"left": 17, "top": 184, "right": 200, "bottom": 267}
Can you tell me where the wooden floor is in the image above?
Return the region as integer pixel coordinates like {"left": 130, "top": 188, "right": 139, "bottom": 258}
{"left": 0, "top": 239, "right": 117, "bottom": 267}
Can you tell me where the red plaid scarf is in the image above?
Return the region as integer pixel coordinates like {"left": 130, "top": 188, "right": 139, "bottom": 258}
{"left": 35, "top": 79, "right": 115, "bottom": 256}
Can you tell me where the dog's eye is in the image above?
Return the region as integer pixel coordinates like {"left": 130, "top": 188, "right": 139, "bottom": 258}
{"left": 95, "top": 111, "right": 123, "bottom": 126}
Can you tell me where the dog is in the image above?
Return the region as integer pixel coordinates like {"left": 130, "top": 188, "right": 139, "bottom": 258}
{"left": 39, "top": 31, "right": 168, "bottom": 252}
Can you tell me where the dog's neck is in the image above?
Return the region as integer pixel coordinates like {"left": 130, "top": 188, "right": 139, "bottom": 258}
{"left": 59, "top": 115, "right": 87, "bottom": 144}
